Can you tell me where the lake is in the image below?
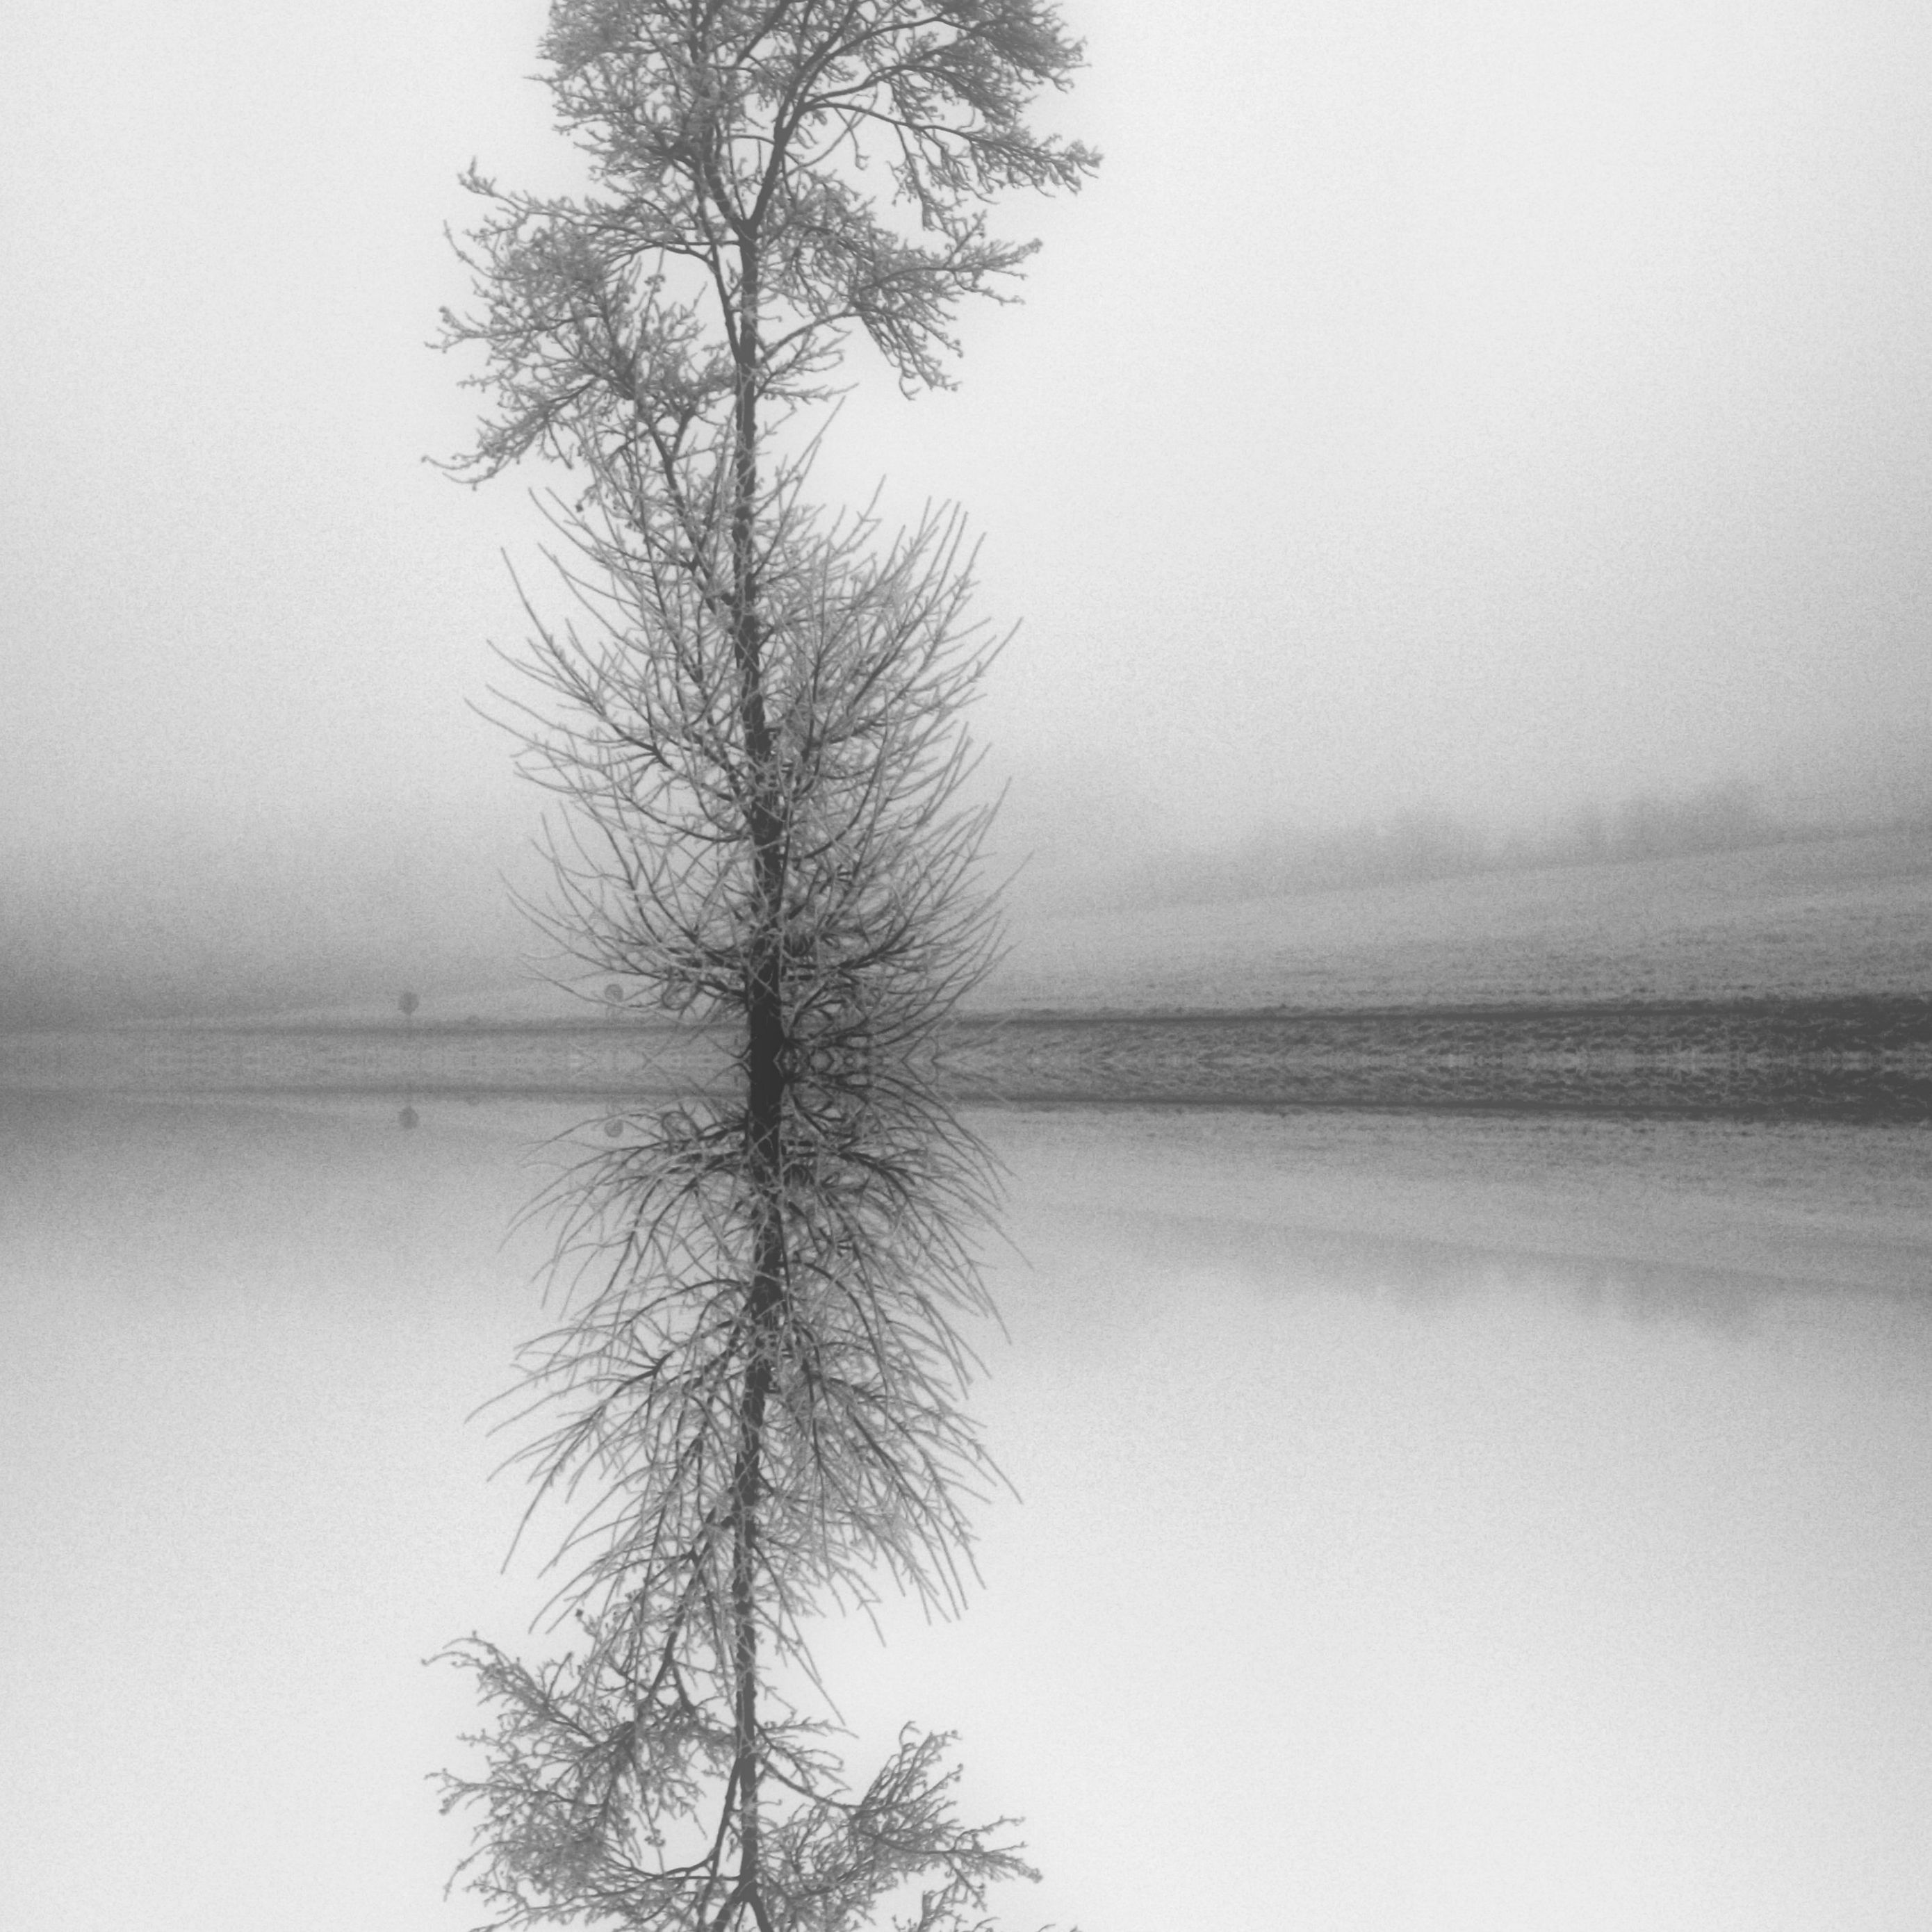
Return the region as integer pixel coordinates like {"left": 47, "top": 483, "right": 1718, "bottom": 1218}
{"left": 3, "top": 1091, "right": 1929, "bottom": 1931}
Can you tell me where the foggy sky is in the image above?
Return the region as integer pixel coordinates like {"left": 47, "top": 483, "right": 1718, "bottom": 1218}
{"left": 6, "top": 0, "right": 1932, "bottom": 1021}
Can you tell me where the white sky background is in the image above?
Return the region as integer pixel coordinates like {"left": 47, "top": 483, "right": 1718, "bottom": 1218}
{"left": 4, "top": 0, "right": 1931, "bottom": 1016}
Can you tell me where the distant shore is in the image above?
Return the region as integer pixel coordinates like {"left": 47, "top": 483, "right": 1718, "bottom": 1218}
{"left": 6, "top": 995, "right": 1929, "bottom": 1120}
{"left": 939, "top": 997, "right": 1932, "bottom": 1118}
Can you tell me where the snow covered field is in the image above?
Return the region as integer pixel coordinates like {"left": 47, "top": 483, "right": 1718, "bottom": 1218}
{"left": 981, "top": 826, "right": 1932, "bottom": 1013}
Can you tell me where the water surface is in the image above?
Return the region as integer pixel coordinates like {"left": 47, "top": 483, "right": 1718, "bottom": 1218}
{"left": 2, "top": 1095, "right": 1928, "bottom": 1931}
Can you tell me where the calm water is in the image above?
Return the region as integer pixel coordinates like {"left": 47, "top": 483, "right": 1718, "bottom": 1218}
{"left": 3, "top": 1094, "right": 1929, "bottom": 1931}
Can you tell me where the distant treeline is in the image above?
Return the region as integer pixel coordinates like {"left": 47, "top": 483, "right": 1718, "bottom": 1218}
{"left": 1127, "top": 779, "right": 1908, "bottom": 910}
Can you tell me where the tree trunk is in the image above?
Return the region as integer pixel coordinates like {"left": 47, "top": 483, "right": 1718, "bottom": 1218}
{"left": 728, "top": 236, "right": 785, "bottom": 1928}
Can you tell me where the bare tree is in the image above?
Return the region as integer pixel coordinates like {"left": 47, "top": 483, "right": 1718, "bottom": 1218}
{"left": 435, "top": 6, "right": 1093, "bottom": 1929}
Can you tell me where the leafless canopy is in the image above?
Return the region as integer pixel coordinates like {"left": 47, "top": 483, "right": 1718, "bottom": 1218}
{"left": 441, "top": 0, "right": 1097, "bottom": 500}
{"left": 435, "top": 5, "right": 1092, "bottom": 1930}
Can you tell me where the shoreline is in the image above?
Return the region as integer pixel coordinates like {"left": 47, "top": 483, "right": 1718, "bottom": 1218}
{"left": 5, "top": 995, "right": 1929, "bottom": 1119}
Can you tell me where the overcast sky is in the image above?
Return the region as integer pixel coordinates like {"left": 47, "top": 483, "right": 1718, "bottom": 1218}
{"left": 6, "top": 0, "right": 1931, "bottom": 1019}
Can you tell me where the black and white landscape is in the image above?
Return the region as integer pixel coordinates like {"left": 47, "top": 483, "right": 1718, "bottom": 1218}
{"left": 4, "top": 3, "right": 1931, "bottom": 1931}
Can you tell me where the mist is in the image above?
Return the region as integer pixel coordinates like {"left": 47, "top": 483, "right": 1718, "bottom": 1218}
{"left": 6, "top": 0, "right": 1931, "bottom": 1023}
